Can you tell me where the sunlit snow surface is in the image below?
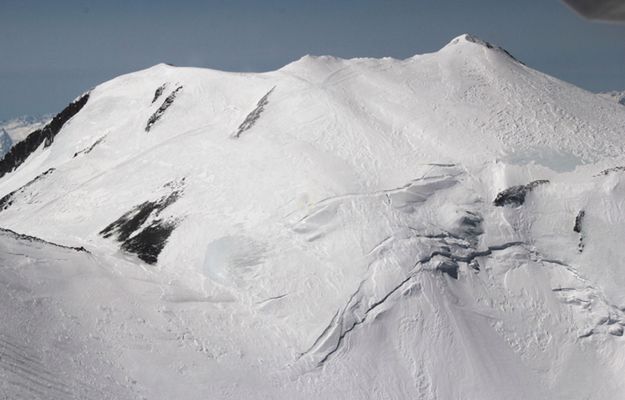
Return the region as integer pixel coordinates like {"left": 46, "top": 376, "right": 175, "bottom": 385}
{"left": 1, "top": 34, "right": 625, "bottom": 399}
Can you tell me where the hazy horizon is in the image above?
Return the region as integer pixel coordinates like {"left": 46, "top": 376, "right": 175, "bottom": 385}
{"left": 1, "top": 0, "right": 624, "bottom": 120}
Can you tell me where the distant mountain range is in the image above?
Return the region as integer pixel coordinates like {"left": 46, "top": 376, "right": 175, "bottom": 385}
{"left": 0, "top": 115, "right": 51, "bottom": 157}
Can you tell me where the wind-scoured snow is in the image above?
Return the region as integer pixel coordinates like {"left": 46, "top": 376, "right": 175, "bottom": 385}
{"left": 1, "top": 35, "right": 625, "bottom": 399}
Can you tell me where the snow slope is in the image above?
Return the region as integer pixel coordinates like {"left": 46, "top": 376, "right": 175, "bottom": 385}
{"left": 1, "top": 34, "right": 625, "bottom": 399}
{"left": 599, "top": 90, "right": 625, "bottom": 106}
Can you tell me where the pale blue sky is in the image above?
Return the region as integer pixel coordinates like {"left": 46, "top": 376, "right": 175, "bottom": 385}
{"left": 1, "top": 0, "right": 624, "bottom": 120}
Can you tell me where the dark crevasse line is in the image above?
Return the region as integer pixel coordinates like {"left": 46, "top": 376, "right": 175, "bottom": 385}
{"left": 256, "top": 293, "right": 288, "bottom": 305}
{"left": 445, "top": 241, "right": 525, "bottom": 263}
{"left": 316, "top": 272, "right": 419, "bottom": 366}
{"left": 309, "top": 240, "right": 526, "bottom": 366}
{"left": 0, "top": 93, "right": 90, "bottom": 179}
{"left": 232, "top": 86, "right": 275, "bottom": 138}
{"left": 0, "top": 227, "right": 88, "bottom": 253}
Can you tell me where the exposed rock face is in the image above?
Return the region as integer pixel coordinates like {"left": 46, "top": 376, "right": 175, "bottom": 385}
{"left": 233, "top": 86, "right": 275, "bottom": 138}
{"left": 100, "top": 187, "right": 182, "bottom": 264}
{"left": 152, "top": 83, "right": 168, "bottom": 104}
{"left": 0, "top": 94, "right": 89, "bottom": 179}
{"left": 574, "top": 210, "right": 585, "bottom": 233}
{"left": 574, "top": 210, "right": 586, "bottom": 252}
{"left": 597, "top": 166, "right": 625, "bottom": 176}
{"left": 145, "top": 86, "right": 182, "bottom": 132}
{"left": 493, "top": 180, "right": 549, "bottom": 207}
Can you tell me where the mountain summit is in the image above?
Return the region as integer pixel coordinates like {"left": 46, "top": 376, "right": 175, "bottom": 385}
{"left": 1, "top": 35, "right": 624, "bottom": 399}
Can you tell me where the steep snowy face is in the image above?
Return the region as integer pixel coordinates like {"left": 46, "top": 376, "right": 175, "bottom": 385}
{"left": 1, "top": 34, "right": 625, "bottom": 400}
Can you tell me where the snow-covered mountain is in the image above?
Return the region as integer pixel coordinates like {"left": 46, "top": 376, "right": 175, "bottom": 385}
{"left": 1, "top": 34, "right": 624, "bottom": 400}
{"left": 599, "top": 90, "right": 625, "bottom": 106}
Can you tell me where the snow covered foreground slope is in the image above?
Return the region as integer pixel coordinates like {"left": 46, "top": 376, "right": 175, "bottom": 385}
{"left": 1, "top": 34, "right": 625, "bottom": 399}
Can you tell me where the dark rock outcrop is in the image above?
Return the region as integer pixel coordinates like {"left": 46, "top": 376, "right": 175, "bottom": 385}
{"left": 493, "top": 180, "right": 549, "bottom": 207}
{"left": 0, "top": 94, "right": 89, "bottom": 179}
{"left": 145, "top": 86, "right": 183, "bottom": 132}
{"left": 0, "top": 227, "right": 88, "bottom": 253}
{"left": 152, "top": 83, "right": 168, "bottom": 104}
{"left": 436, "top": 259, "right": 459, "bottom": 279}
{"left": 73, "top": 135, "right": 105, "bottom": 158}
{"left": 233, "top": 87, "right": 275, "bottom": 138}
{"left": 597, "top": 166, "right": 625, "bottom": 176}
{"left": 120, "top": 220, "right": 178, "bottom": 264}
{"left": 574, "top": 210, "right": 585, "bottom": 252}
{"left": 100, "top": 189, "right": 181, "bottom": 264}
{"left": 574, "top": 210, "right": 585, "bottom": 233}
